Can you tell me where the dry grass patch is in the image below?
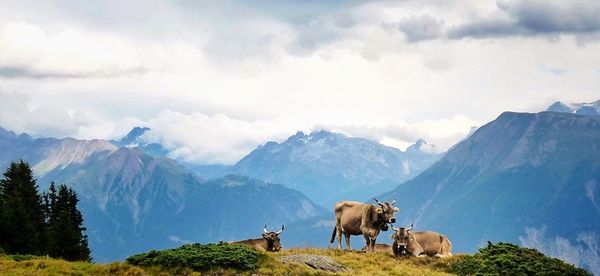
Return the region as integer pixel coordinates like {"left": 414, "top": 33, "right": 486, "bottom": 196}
{"left": 0, "top": 249, "right": 461, "bottom": 275}
{"left": 0, "top": 256, "right": 182, "bottom": 276}
{"left": 258, "top": 248, "right": 459, "bottom": 275}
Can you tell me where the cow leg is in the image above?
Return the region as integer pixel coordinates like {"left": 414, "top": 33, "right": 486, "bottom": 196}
{"left": 337, "top": 228, "right": 343, "bottom": 250}
{"left": 370, "top": 237, "right": 376, "bottom": 253}
{"left": 363, "top": 234, "right": 371, "bottom": 252}
{"left": 344, "top": 233, "right": 352, "bottom": 251}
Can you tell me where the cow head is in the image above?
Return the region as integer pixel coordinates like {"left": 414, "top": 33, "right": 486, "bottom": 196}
{"left": 373, "top": 198, "right": 399, "bottom": 224}
{"left": 262, "top": 224, "right": 284, "bottom": 251}
{"left": 391, "top": 224, "right": 413, "bottom": 254}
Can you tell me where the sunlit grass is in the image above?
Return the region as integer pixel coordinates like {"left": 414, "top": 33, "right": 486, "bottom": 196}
{"left": 0, "top": 249, "right": 461, "bottom": 275}
{"left": 258, "top": 248, "right": 461, "bottom": 275}
{"left": 0, "top": 256, "right": 185, "bottom": 276}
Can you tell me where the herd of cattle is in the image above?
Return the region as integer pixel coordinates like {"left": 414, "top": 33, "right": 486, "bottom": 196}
{"left": 231, "top": 199, "right": 453, "bottom": 258}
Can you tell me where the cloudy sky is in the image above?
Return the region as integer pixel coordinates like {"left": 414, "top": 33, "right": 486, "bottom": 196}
{"left": 1, "top": 0, "right": 599, "bottom": 164}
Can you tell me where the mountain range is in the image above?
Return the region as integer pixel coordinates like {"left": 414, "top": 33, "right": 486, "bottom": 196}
{"left": 0, "top": 128, "right": 325, "bottom": 262}
{"left": 230, "top": 130, "right": 441, "bottom": 206}
{"left": 0, "top": 126, "right": 437, "bottom": 261}
{"left": 113, "top": 128, "right": 442, "bottom": 207}
{"left": 379, "top": 111, "right": 600, "bottom": 274}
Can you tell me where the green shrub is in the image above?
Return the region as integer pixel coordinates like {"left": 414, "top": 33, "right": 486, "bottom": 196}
{"left": 10, "top": 254, "right": 38, "bottom": 262}
{"left": 450, "top": 242, "right": 590, "bottom": 275}
{"left": 126, "top": 242, "right": 264, "bottom": 272}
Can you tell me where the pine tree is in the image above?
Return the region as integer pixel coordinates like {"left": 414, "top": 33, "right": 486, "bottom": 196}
{"left": 43, "top": 182, "right": 59, "bottom": 257}
{"left": 46, "top": 184, "right": 91, "bottom": 261}
{"left": 0, "top": 160, "right": 47, "bottom": 255}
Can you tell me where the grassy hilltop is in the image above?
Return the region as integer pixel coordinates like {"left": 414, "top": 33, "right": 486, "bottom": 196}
{"left": 0, "top": 242, "right": 590, "bottom": 275}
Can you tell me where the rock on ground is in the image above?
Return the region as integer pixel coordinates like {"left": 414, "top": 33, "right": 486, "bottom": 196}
{"left": 279, "top": 254, "right": 348, "bottom": 273}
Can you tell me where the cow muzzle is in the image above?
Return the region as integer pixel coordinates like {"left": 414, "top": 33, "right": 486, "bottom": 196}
{"left": 397, "top": 243, "right": 407, "bottom": 253}
{"left": 390, "top": 218, "right": 396, "bottom": 223}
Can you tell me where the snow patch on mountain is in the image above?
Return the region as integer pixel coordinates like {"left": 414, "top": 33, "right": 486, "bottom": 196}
{"left": 547, "top": 100, "right": 600, "bottom": 115}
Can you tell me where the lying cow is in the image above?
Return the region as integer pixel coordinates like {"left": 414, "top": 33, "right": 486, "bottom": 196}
{"left": 391, "top": 224, "right": 452, "bottom": 258}
{"left": 330, "top": 198, "right": 399, "bottom": 253}
{"left": 361, "top": 244, "right": 394, "bottom": 256}
{"left": 231, "top": 224, "right": 284, "bottom": 252}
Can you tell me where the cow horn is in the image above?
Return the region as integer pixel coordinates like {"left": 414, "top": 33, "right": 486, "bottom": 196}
{"left": 373, "top": 198, "right": 384, "bottom": 206}
{"left": 390, "top": 199, "right": 396, "bottom": 205}
{"left": 407, "top": 223, "right": 413, "bottom": 231}
{"left": 392, "top": 226, "right": 400, "bottom": 231}
{"left": 263, "top": 224, "right": 269, "bottom": 233}
{"left": 275, "top": 224, "right": 285, "bottom": 234}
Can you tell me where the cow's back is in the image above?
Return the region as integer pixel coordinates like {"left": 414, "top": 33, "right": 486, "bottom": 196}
{"left": 231, "top": 239, "right": 266, "bottom": 252}
{"left": 335, "top": 201, "right": 367, "bottom": 235}
{"left": 413, "top": 231, "right": 450, "bottom": 256}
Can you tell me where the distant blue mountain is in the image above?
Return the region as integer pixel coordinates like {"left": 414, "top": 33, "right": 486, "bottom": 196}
{"left": 379, "top": 111, "right": 600, "bottom": 274}
{"left": 115, "top": 128, "right": 442, "bottom": 207}
{"left": 230, "top": 130, "right": 442, "bottom": 206}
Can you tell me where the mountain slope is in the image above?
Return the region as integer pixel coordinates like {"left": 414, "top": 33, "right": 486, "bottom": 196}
{"left": 49, "top": 149, "right": 325, "bottom": 261}
{"left": 0, "top": 129, "right": 325, "bottom": 262}
{"left": 231, "top": 130, "right": 441, "bottom": 206}
{"left": 0, "top": 127, "right": 117, "bottom": 176}
{"left": 380, "top": 111, "right": 600, "bottom": 273}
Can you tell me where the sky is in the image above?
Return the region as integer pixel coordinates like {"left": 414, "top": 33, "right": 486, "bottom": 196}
{"left": 0, "top": 0, "right": 599, "bottom": 164}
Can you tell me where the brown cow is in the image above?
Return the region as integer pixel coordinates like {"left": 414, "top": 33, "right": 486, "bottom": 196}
{"left": 231, "top": 224, "right": 284, "bottom": 252}
{"left": 361, "top": 244, "right": 394, "bottom": 256}
{"left": 391, "top": 224, "right": 452, "bottom": 258}
{"left": 330, "top": 199, "right": 399, "bottom": 253}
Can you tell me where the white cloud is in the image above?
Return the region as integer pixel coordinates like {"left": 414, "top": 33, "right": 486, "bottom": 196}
{"left": 0, "top": 91, "right": 114, "bottom": 139}
{"left": 0, "top": 0, "right": 599, "bottom": 164}
{"left": 143, "top": 110, "right": 294, "bottom": 164}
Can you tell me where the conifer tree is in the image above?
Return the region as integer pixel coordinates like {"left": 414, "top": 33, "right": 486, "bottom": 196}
{"left": 0, "top": 160, "right": 47, "bottom": 255}
{"left": 46, "top": 184, "right": 91, "bottom": 261}
{"left": 43, "top": 182, "right": 59, "bottom": 257}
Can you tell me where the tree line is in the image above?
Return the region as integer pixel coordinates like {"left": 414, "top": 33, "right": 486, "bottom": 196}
{"left": 0, "top": 160, "right": 90, "bottom": 261}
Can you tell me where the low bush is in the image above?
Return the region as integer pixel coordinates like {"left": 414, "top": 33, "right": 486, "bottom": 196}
{"left": 126, "top": 242, "right": 263, "bottom": 272}
{"left": 450, "top": 242, "right": 590, "bottom": 275}
{"left": 10, "top": 254, "right": 38, "bottom": 262}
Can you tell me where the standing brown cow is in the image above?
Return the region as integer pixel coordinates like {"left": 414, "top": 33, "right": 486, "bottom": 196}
{"left": 231, "top": 224, "right": 284, "bottom": 252}
{"left": 391, "top": 224, "right": 452, "bottom": 258}
{"left": 330, "top": 199, "right": 399, "bottom": 253}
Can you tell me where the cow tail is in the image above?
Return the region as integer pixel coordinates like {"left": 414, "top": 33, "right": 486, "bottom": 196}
{"left": 330, "top": 225, "right": 337, "bottom": 244}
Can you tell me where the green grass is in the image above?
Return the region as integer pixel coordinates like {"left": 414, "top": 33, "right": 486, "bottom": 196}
{"left": 0, "top": 255, "right": 174, "bottom": 276}
{"left": 126, "top": 242, "right": 264, "bottom": 273}
{"left": 0, "top": 242, "right": 590, "bottom": 275}
{"left": 449, "top": 242, "right": 590, "bottom": 275}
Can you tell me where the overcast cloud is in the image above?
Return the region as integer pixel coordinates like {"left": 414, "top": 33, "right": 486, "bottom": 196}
{"left": 0, "top": 0, "right": 599, "bottom": 164}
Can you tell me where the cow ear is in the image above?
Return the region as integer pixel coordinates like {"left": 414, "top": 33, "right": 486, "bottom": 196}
{"left": 376, "top": 207, "right": 383, "bottom": 214}
{"left": 394, "top": 207, "right": 400, "bottom": 212}
{"left": 262, "top": 233, "right": 269, "bottom": 239}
